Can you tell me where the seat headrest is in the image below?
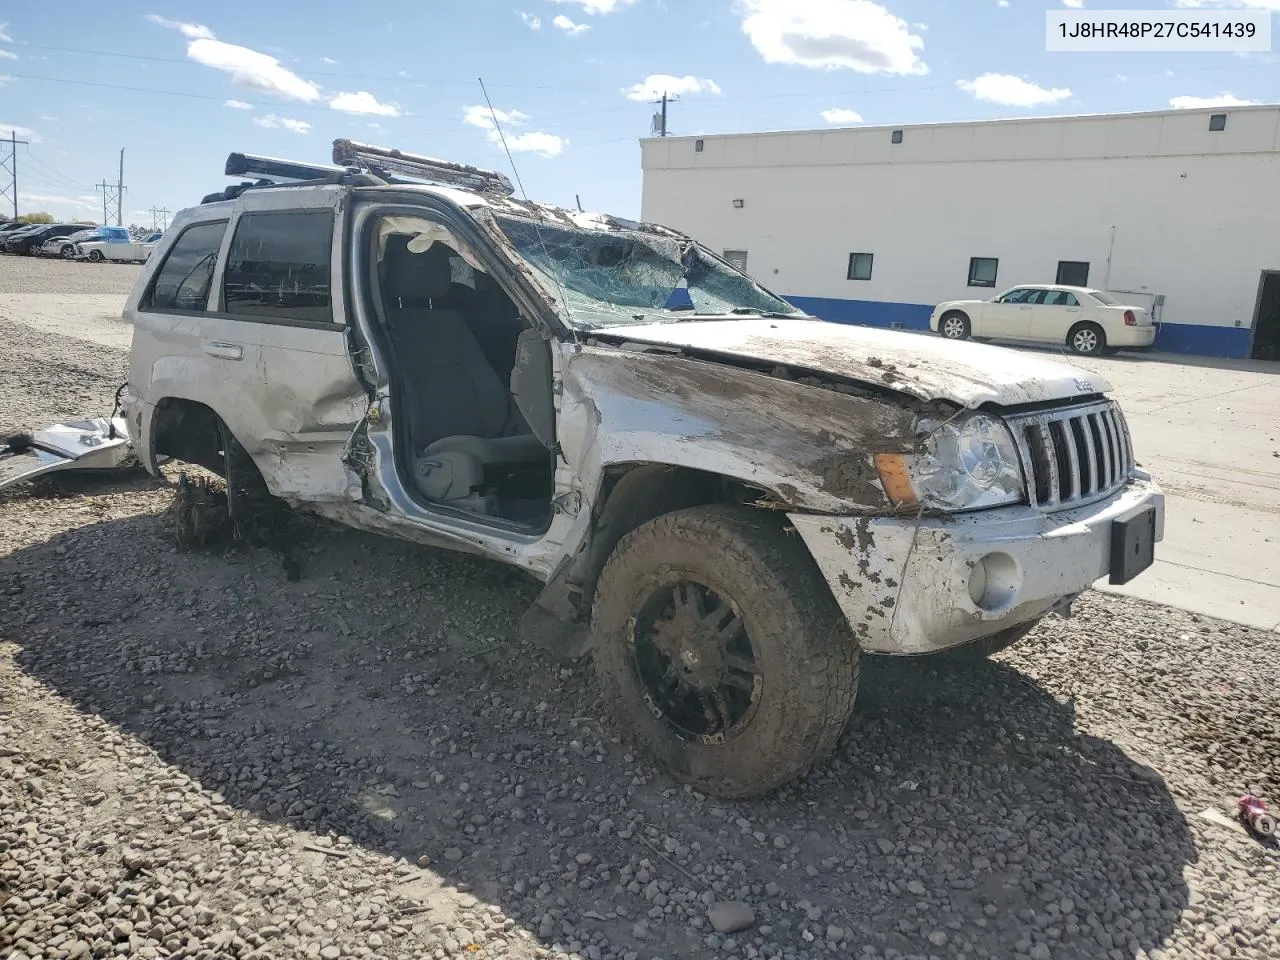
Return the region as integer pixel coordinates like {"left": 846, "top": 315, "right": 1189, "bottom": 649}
{"left": 384, "top": 238, "right": 454, "bottom": 301}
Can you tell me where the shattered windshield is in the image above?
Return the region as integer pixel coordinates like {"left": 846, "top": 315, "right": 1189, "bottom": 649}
{"left": 493, "top": 214, "right": 806, "bottom": 329}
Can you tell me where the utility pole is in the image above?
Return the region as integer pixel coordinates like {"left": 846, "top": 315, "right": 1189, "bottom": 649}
{"left": 1, "top": 131, "right": 30, "bottom": 220}
{"left": 148, "top": 206, "right": 170, "bottom": 231}
{"left": 116, "top": 148, "right": 125, "bottom": 227}
{"left": 651, "top": 91, "right": 678, "bottom": 137}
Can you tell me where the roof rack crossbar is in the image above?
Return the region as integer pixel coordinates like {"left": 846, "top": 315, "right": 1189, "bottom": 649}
{"left": 225, "top": 152, "right": 353, "bottom": 182}
{"left": 332, "top": 139, "right": 515, "bottom": 197}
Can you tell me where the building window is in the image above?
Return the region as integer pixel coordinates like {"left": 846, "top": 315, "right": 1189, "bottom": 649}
{"left": 144, "top": 220, "right": 228, "bottom": 312}
{"left": 224, "top": 211, "right": 335, "bottom": 324}
{"left": 968, "top": 257, "right": 999, "bottom": 288}
{"left": 1056, "top": 260, "right": 1090, "bottom": 286}
{"left": 891, "top": 129, "right": 904, "bottom": 144}
{"left": 695, "top": 139, "right": 705, "bottom": 152}
{"left": 847, "top": 252, "right": 873, "bottom": 281}
{"left": 723, "top": 250, "right": 748, "bottom": 271}
{"left": 1209, "top": 113, "right": 1227, "bottom": 132}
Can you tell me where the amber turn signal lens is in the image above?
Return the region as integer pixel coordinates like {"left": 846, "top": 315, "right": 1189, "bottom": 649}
{"left": 874, "top": 453, "right": 919, "bottom": 507}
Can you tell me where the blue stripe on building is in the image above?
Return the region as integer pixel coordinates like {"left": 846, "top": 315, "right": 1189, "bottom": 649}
{"left": 783, "top": 295, "right": 1253, "bottom": 360}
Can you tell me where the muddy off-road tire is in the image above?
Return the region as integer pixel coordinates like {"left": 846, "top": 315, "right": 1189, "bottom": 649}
{"left": 591, "top": 505, "right": 859, "bottom": 799}
{"left": 933, "top": 620, "right": 1038, "bottom": 662}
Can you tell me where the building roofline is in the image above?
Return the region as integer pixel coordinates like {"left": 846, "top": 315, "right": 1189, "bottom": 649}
{"left": 641, "top": 102, "right": 1280, "bottom": 145}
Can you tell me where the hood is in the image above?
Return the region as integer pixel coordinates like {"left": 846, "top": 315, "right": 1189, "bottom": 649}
{"left": 596, "top": 317, "right": 1110, "bottom": 408}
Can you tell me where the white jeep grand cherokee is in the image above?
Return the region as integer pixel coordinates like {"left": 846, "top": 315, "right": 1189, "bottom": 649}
{"left": 120, "top": 140, "right": 1165, "bottom": 799}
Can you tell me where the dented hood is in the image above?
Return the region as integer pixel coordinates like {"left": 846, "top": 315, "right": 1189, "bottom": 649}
{"left": 599, "top": 317, "right": 1111, "bottom": 408}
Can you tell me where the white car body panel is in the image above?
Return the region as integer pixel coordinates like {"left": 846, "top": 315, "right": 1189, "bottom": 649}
{"left": 79, "top": 239, "right": 156, "bottom": 262}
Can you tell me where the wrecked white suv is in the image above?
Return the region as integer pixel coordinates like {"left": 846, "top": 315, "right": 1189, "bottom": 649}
{"left": 119, "top": 140, "right": 1164, "bottom": 799}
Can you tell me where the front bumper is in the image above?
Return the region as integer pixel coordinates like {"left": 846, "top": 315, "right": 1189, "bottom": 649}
{"left": 788, "top": 472, "right": 1165, "bottom": 655}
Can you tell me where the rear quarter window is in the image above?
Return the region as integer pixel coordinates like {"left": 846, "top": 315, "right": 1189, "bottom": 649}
{"left": 143, "top": 220, "right": 229, "bottom": 312}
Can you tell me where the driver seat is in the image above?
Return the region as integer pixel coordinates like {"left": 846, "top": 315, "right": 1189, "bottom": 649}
{"left": 382, "top": 241, "right": 547, "bottom": 504}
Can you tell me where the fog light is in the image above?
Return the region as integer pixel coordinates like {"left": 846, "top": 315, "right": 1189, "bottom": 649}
{"left": 967, "top": 553, "right": 1021, "bottom": 612}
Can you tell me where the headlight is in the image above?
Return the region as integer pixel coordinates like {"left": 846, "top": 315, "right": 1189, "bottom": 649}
{"left": 875, "top": 413, "right": 1025, "bottom": 511}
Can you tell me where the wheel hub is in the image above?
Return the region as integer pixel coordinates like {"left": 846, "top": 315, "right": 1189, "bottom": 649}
{"left": 632, "top": 581, "right": 761, "bottom": 743}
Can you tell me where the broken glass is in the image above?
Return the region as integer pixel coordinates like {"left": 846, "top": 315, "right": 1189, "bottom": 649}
{"left": 493, "top": 214, "right": 804, "bottom": 329}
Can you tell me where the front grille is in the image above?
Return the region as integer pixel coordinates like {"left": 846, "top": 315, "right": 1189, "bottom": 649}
{"left": 1004, "top": 400, "right": 1135, "bottom": 510}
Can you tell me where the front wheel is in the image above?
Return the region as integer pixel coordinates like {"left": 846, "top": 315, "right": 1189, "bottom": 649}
{"left": 591, "top": 505, "right": 859, "bottom": 799}
{"left": 87, "top": 249, "right": 104, "bottom": 263}
{"left": 939, "top": 311, "right": 971, "bottom": 340}
{"left": 1068, "top": 322, "right": 1106, "bottom": 355}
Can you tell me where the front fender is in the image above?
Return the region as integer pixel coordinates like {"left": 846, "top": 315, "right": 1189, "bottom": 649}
{"left": 561, "top": 346, "right": 923, "bottom": 514}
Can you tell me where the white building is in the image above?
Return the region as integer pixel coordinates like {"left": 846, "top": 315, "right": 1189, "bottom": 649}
{"left": 640, "top": 105, "right": 1280, "bottom": 360}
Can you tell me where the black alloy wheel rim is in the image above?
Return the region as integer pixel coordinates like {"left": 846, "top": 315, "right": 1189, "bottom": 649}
{"left": 631, "top": 580, "right": 762, "bottom": 744}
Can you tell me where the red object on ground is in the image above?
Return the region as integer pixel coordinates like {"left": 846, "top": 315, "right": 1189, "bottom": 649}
{"left": 1238, "top": 795, "right": 1277, "bottom": 838}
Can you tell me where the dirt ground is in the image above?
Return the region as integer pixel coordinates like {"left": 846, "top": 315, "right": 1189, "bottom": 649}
{"left": 2, "top": 255, "right": 1279, "bottom": 960}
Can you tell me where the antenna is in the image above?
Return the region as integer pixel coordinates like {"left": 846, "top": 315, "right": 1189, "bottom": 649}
{"left": 478, "top": 76, "right": 576, "bottom": 341}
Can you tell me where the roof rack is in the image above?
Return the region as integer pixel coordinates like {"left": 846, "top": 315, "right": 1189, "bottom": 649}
{"left": 225, "top": 152, "right": 351, "bottom": 182}
{"left": 333, "top": 139, "right": 515, "bottom": 197}
{"left": 201, "top": 138, "right": 516, "bottom": 206}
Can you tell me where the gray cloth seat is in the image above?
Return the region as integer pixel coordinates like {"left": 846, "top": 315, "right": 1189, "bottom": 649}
{"left": 382, "top": 240, "right": 547, "bottom": 503}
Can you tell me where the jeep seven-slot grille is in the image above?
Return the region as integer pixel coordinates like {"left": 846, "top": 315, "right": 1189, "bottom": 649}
{"left": 1005, "top": 401, "right": 1135, "bottom": 511}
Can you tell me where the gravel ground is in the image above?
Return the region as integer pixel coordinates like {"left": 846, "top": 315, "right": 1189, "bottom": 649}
{"left": 2, "top": 255, "right": 1279, "bottom": 960}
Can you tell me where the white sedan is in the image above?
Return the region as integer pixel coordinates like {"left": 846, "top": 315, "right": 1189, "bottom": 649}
{"left": 76, "top": 238, "right": 156, "bottom": 263}
{"left": 930, "top": 284, "right": 1156, "bottom": 356}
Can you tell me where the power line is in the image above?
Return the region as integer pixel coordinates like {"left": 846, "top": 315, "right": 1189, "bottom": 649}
{"left": 21, "top": 149, "right": 95, "bottom": 192}
{"left": 148, "top": 206, "right": 170, "bottom": 231}
{"left": 14, "top": 43, "right": 607, "bottom": 91}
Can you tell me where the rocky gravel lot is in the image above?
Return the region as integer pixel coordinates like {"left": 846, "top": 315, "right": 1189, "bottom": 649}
{"left": 2, "top": 255, "right": 1279, "bottom": 960}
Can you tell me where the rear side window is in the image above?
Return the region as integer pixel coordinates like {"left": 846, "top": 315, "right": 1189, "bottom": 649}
{"left": 223, "top": 211, "right": 334, "bottom": 324}
{"left": 145, "top": 220, "right": 229, "bottom": 312}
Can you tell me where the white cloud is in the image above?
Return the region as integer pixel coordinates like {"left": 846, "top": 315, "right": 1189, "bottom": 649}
{"left": 463, "top": 105, "right": 531, "bottom": 130}
{"left": 189, "top": 38, "right": 321, "bottom": 101}
{"left": 957, "top": 73, "right": 1072, "bottom": 107}
{"left": 224, "top": 99, "right": 253, "bottom": 109}
{"left": 739, "top": 0, "right": 927, "bottom": 75}
{"left": 329, "top": 90, "right": 401, "bottom": 117}
{"left": 504, "top": 131, "right": 568, "bottom": 157}
{"left": 322, "top": 56, "right": 338, "bottom": 65}
{"left": 23, "top": 192, "right": 99, "bottom": 211}
{"left": 461, "top": 105, "right": 564, "bottom": 157}
{"left": 997, "top": 0, "right": 1009, "bottom": 6}
{"left": 150, "top": 17, "right": 321, "bottom": 102}
{"left": 253, "top": 114, "right": 311, "bottom": 133}
{"left": 0, "top": 50, "right": 16, "bottom": 61}
{"left": 820, "top": 107, "right": 864, "bottom": 123}
{"left": 550, "top": 0, "right": 637, "bottom": 13}
{"left": 1062, "top": 0, "right": 1084, "bottom": 8}
{"left": 145, "top": 14, "right": 215, "bottom": 40}
{"left": 553, "top": 14, "right": 591, "bottom": 35}
{"left": 0, "top": 122, "right": 38, "bottom": 142}
{"left": 1169, "top": 93, "right": 1257, "bottom": 109}
{"left": 0, "top": 23, "right": 12, "bottom": 43}
{"left": 623, "top": 74, "right": 722, "bottom": 101}
{"left": 518, "top": 10, "right": 543, "bottom": 29}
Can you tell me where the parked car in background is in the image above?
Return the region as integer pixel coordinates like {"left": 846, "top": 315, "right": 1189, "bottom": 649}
{"left": 0, "top": 220, "right": 34, "bottom": 239}
{"left": 38, "top": 227, "right": 108, "bottom": 259}
{"left": 931, "top": 284, "right": 1156, "bottom": 356}
{"left": 4, "top": 223, "right": 95, "bottom": 255}
{"left": 77, "top": 231, "right": 158, "bottom": 263}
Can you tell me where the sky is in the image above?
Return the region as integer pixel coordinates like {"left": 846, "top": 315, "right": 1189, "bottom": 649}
{"left": 1, "top": 0, "right": 1277, "bottom": 226}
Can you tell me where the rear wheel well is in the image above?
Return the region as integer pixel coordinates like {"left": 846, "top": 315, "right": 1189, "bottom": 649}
{"left": 151, "top": 398, "right": 227, "bottom": 476}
